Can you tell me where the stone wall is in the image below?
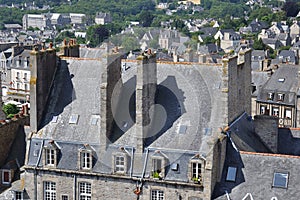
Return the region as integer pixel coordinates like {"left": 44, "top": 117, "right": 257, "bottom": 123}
{"left": 22, "top": 169, "right": 204, "bottom": 200}
{"left": 0, "top": 116, "right": 29, "bottom": 166}
{"left": 224, "top": 49, "right": 252, "bottom": 124}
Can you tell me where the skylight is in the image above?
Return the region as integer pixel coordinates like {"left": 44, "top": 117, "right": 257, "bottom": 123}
{"left": 69, "top": 114, "right": 79, "bottom": 124}
{"left": 177, "top": 124, "right": 187, "bottom": 134}
{"left": 226, "top": 166, "right": 237, "bottom": 182}
{"left": 51, "top": 116, "right": 58, "bottom": 123}
{"left": 273, "top": 172, "right": 288, "bottom": 188}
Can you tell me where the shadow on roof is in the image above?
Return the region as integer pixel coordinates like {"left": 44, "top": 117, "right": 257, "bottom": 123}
{"left": 212, "top": 139, "right": 246, "bottom": 199}
{"left": 39, "top": 60, "right": 75, "bottom": 129}
{"left": 278, "top": 128, "right": 300, "bottom": 155}
{"left": 145, "top": 75, "right": 186, "bottom": 146}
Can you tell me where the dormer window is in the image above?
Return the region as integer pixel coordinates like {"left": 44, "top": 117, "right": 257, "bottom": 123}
{"left": 43, "top": 140, "right": 60, "bottom": 167}
{"left": 81, "top": 151, "right": 92, "bottom": 170}
{"left": 113, "top": 147, "right": 130, "bottom": 175}
{"left": 151, "top": 151, "right": 168, "bottom": 179}
{"left": 277, "top": 93, "right": 284, "bottom": 101}
{"left": 189, "top": 154, "right": 205, "bottom": 185}
{"left": 78, "top": 144, "right": 94, "bottom": 171}
{"left": 268, "top": 92, "right": 274, "bottom": 100}
{"left": 114, "top": 155, "right": 125, "bottom": 174}
{"left": 45, "top": 148, "right": 55, "bottom": 166}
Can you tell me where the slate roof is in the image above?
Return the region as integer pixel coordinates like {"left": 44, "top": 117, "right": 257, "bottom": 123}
{"left": 278, "top": 50, "right": 296, "bottom": 64}
{"left": 257, "top": 64, "right": 300, "bottom": 106}
{"left": 251, "top": 71, "right": 269, "bottom": 96}
{"left": 228, "top": 112, "right": 270, "bottom": 152}
{"left": 27, "top": 47, "right": 227, "bottom": 183}
{"left": 213, "top": 141, "right": 300, "bottom": 200}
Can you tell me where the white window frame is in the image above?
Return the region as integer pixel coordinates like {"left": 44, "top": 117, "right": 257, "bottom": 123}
{"left": 114, "top": 155, "right": 125, "bottom": 173}
{"left": 272, "top": 107, "right": 279, "bottom": 117}
{"left": 2, "top": 170, "right": 11, "bottom": 184}
{"left": 81, "top": 151, "right": 92, "bottom": 170}
{"left": 45, "top": 148, "right": 55, "bottom": 166}
{"left": 285, "top": 109, "right": 292, "bottom": 119}
{"left": 191, "top": 162, "right": 202, "bottom": 180}
{"left": 15, "top": 191, "right": 23, "bottom": 200}
{"left": 79, "top": 182, "right": 91, "bottom": 200}
{"left": 44, "top": 181, "right": 56, "bottom": 200}
{"left": 61, "top": 194, "right": 69, "bottom": 200}
{"left": 277, "top": 93, "right": 284, "bottom": 101}
{"left": 260, "top": 105, "right": 266, "bottom": 115}
{"left": 268, "top": 92, "right": 274, "bottom": 100}
{"left": 151, "top": 189, "right": 164, "bottom": 200}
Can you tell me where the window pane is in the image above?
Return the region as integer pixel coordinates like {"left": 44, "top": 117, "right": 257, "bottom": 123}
{"left": 273, "top": 172, "right": 288, "bottom": 188}
{"left": 226, "top": 166, "right": 237, "bottom": 182}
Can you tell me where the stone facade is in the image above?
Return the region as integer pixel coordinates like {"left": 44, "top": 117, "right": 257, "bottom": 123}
{"left": 222, "top": 49, "right": 252, "bottom": 124}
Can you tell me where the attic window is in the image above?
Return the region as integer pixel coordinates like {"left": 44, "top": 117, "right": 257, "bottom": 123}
{"left": 273, "top": 172, "right": 288, "bottom": 188}
{"left": 69, "top": 114, "right": 79, "bottom": 124}
{"left": 278, "top": 78, "right": 285, "bottom": 82}
{"left": 268, "top": 92, "right": 274, "bottom": 100}
{"left": 226, "top": 166, "right": 237, "bottom": 182}
{"left": 277, "top": 93, "right": 284, "bottom": 101}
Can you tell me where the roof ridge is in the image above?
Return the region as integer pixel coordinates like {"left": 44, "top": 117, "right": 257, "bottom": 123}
{"left": 240, "top": 151, "right": 300, "bottom": 159}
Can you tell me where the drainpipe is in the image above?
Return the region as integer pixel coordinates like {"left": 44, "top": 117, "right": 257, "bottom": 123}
{"left": 130, "top": 147, "right": 134, "bottom": 177}
{"left": 34, "top": 140, "right": 44, "bottom": 200}
{"left": 73, "top": 174, "right": 77, "bottom": 200}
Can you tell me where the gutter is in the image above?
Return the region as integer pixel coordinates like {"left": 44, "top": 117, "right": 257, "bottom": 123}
{"left": 34, "top": 139, "right": 44, "bottom": 200}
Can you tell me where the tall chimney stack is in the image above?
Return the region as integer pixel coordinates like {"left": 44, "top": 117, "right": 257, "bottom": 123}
{"left": 135, "top": 49, "right": 157, "bottom": 154}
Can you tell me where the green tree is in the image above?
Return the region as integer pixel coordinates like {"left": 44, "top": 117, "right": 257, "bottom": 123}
{"left": 138, "top": 10, "right": 154, "bottom": 27}
{"left": 252, "top": 38, "right": 266, "bottom": 50}
{"left": 2, "top": 103, "right": 19, "bottom": 118}
{"left": 86, "top": 25, "right": 109, "bottom": 47}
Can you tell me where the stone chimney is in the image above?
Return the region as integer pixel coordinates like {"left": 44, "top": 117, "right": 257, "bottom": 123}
{"left": 61, "top": 39, "right": 79, "bottom": 57}
{"left": 135, "top": 49, "right": 157, "bottom": 154}
{"left": 100, "top": 44, "right": 122, "bottom": 151}
{"left": 30, "top": 44, "right": 57, "bottom": 133}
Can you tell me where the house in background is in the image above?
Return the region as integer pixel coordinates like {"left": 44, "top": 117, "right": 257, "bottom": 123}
{"left": 95, "top": 12, "right": 112, "bottom": 25}
{"left": 256, "top": 64, "right": 300, "bottom": 128}
{"left": 214, "top": 29, "right": 241, "bottom": 52}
